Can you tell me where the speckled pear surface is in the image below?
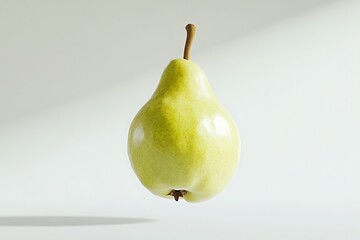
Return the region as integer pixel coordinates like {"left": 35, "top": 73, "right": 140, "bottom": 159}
{"left": 128, "top": 59, "right": 240, "bottom": 202}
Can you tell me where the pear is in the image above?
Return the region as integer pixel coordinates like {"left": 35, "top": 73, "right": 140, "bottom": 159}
{"left": 128, "top": 24, "right": 240, "bottom": 202}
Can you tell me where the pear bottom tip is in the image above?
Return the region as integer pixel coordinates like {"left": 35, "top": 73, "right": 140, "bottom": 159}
{"left": 168, "top": 190, "right": 187, "bottom": 201}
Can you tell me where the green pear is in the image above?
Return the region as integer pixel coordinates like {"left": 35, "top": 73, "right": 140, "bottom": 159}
{"left": 128, "top": 24, "right": 240, "bottom": 202}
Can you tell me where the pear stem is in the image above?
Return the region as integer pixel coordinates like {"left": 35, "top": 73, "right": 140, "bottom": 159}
{"left": 183, "top": 24, "right": 196, "bottom": 60}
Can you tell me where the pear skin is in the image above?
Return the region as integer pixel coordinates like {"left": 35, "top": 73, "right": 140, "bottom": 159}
{"left": 127, "top": 24, "right": 240, "bottom": 202}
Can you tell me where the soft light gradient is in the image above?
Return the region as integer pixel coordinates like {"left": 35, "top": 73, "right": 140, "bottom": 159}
{"left": 0, "top": 0, "right": 359, "bottom": 239}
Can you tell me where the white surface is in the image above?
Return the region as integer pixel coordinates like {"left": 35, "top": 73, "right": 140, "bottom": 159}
{"left": 0, "top": 0, "right": 360, "bottom": 239}
{"left": 0, "top": 0, "right": 336, "bottom": 123}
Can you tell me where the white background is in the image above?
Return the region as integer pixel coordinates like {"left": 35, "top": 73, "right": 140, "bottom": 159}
{"left": 0, "top": 0, "right": 359, "bottom": 239}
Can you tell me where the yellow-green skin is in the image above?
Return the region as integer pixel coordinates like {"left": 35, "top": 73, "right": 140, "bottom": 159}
{"left": 128, "top": 59, "right": 240, "bottom": 202}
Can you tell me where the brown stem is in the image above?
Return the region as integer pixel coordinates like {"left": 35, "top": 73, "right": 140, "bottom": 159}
{"left": 183, "top": 24, "right": 196, "bottom": 60}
